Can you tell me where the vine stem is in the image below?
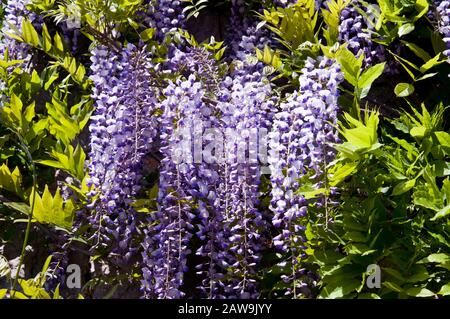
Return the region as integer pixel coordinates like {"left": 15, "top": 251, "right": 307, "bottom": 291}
{"left": 10, "top": 132, "right": 37, "bottom": 297}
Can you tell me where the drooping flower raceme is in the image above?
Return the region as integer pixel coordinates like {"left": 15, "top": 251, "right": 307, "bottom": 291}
{"left": 0, "top": 0, "right": 39, "bottom": 63}
{"left": 273, "top": 0, "right": 300, "bottom": 8}
{"left": 0, "top": 0, "right": 40, "bottom": 104}
{"left": 226, "top": 0, "right": 254, "bottom": 59}
{"left": 216, "top": 73, "right": 275, "bottom": 299}
{"left": 197, "top": 0, "right": 278, "bottom": 299}
{"left": 338, "top": 1, "right": 385, "bottom": 68}
{"left": 87, "top": 44, "right": 158, "bottom": 264}
{"left": 144, "top": 0, "right": 186, "bottom": 40}
{"left": 141, "top": 31, "right": 277, "bottom": 297}
{"left": 268, "top": 56, "right": 343, "bottom": 297}
{"left": 168, "top": 47, "right": 221, "bottom": 92}
{"left": 437, "top": 1, "right": 450, "bottom": 61}
{"left": 141, "top": 75, "right": 205, "bottom": 299}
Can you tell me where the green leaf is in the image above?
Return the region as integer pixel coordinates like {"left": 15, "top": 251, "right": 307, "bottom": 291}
{"left": 383, "top": 281, "right": 404, "bottom": 292}
{"left": 406, "top": 265, "right": 429, "bottom": 283}
{"left": 256, "top": 46, "right": 283, "bottom": 69}
{"left": 405, "top": 287, "right": 435, "bottom": 298}
{"left": 11, "top": 93, "right": 24, "bottom": 124}
{"left": 4, "top": 202, "right": 30, "bottom": 215}
{"left": 415, "top": 72, "right": 438, "bottom": 81}
{"left": 394, "top": 83, "right": 414, "bottom": 97}
{"left": 139, "top": 28, "right": 155, "bottom": 41}
{"left": 24, "top": 102, "right": 36, "bottom": 124}
{"left": 398, "top": 23, "right": 414, "bottom": 37}
{"left": 10, "top": 290, "right": 29, "bottom": 299}
{"left": 401, "top": 40, "right": 431, "bottom": 62}
{"left": 0, "top": 255, "right": 10, "bottom": 278}
{"left": 392, "top": 179, "right": 416, "bottom": 196}
{"left": 434, "top": 131, "right": 450, "bottom": 154}
{"left": 430, "top": 205, "right": 450, "bottom": 221}
{"left": 0, "top": 164, "right": 22, "bottom": 195}
{"left": 410, "top": 126, "right": 427, "bottom": 138}
{"left": 419, "top": 54, "right": 444, "bottom": 73}
{"left": 383, "top": 267, "right": 405, "bottom": 282}
{"left": 345, "top": 243, "right": 376, "bottom": 255}
{"left": 41, "top": 256, "right": 53, "bottom": 277}
{"left": 432, "top": 31, "right": 446, "bottom": 55}
{"left": 53, "top": 285, "right": 61, "bottom": 299}
{"left": 21, "top": 19, "right": 40, "bottom": 47}
{"left": 53, "top": 33, "right": 64, "bottom": 54}
{"left": 30, "top": 185, "right": 75, "bottom": 229}
{"left": 321, "top": 280, "right": 361, "bottom": 299}
{"left": 35, "top": 160, "right": 66, "bottom": 170}
{"left": 437, "top": 282, "right": 450, "bottom": 296}
{"left": 413, "top": 183, "right": 443, "bottom": 212}
{"left": 296, "top": 184, "right": 327, "bottom": 200}
{"left": 336, "top": 47, "right": 361, "bottom": 86}
{"left": 418, "top": 253, "right": 450, "bottom": 270}
{"left": 330, "top": 162, "right": 358, "bottom": 186}
{"left": 19, "top": 279, "right": 50, "bottom": 299}
{"left": 345, "top": 127, "right": 376, "bottom": 149}
{"left": 358, "top": 62, "right": 386, "bottom": 94}
{"left": 386, "top": 133, "right": 418, "bottom": 156}
{"left": 42, "top": 24, "right": 52, "bottom": 52}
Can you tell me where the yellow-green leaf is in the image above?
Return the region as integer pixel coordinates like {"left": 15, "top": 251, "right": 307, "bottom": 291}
{"left": 405, "top": 287, "right": 435, "bottom": 298}
{"left": 392, "top": 179, "right": 416, "bottom": 196}
{"left": 0, "top": 164, "right": 22, "bottom": 195}
{"left": 21, "top": 19, "right": 40, "bottom": 47}
{"left": 410, "top": 126, "right": 427, "bottom": 138}
{"left": 42, "top": 24, "right": 52, "bottom": 52}
{"left": 394, "top": 82, "right": 414, "bottom": 97}
{"left": 438, "top": 282, "right": 450, "bottom": 296}
{"left": 30, "top": 186, "right": 75, "bottom": 229}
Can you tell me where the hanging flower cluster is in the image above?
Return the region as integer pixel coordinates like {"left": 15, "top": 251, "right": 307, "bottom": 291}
{"left": 273, "top": 0, "right": 300, "bottom": 8}
{"left": 1, "top": 0, "right": 348, "bottom": 300}
{"left": 338, "top": 1, "right": 385, "bottom": 68}
{"left": 87, "top": 44, "right": 159, "bottom": 263}
{"left": 142, "top": 38, "right": 276, "bottom": 299}
{"left": 197, "top": 1, "right": 276, "bottom": 298}
{"left": 142, "top": 75, "right": 204, "bottom": 298}
{"left": 437, "top": 1, "right": 450, "bottom": 61}
{"left": 216, "top": 76, "right": 274, "bottom": 299}
{"left": 0, "top": 0, "right": 39, "bottom": 62}
{"left": 85, "top": 0, "right": 187, "bottom": 267}
{"left": 144, "top": 0, "right": 186, "bottom": 40}
{"left": 268, "top": 56, "right": 343, "bottom": 297}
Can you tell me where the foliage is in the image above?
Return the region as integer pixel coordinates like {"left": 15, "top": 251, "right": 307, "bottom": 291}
{"left": 302, "top": 105, "right": 450, "bottom": 298}
{"left": 0, "top": 0, "right": 449, "bottom": 299}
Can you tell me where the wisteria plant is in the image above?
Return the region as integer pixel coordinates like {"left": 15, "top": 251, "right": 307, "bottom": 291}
{"left": 0, "top": 0, "right": 449, "bottom": 300}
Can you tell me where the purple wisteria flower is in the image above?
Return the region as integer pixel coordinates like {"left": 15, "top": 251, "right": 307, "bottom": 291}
{"left": 142, "top": 7, "right": 278, "bottom": 295}
{"left": 0, "top": 0, "right": 39, "bottom": 63}
{"left": 87, "top": 44, "right": 158, "bottom": 264}
{"left": 141, "top": 75, "right": 205, "bottom": 299}
{"left": 143, "top": 0, "right": 186, "bottom": 40}
{"left": 338, "top": 1, "right": 385, "bottom": 68}
{"left": 437, "top": 1, "right": 450, "bottom": 61}
{"left": 216, "top": 75, "right": 274, "bottom": 299}
{"left": 268, "top": 56, "right": 343, "bottom": 297}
